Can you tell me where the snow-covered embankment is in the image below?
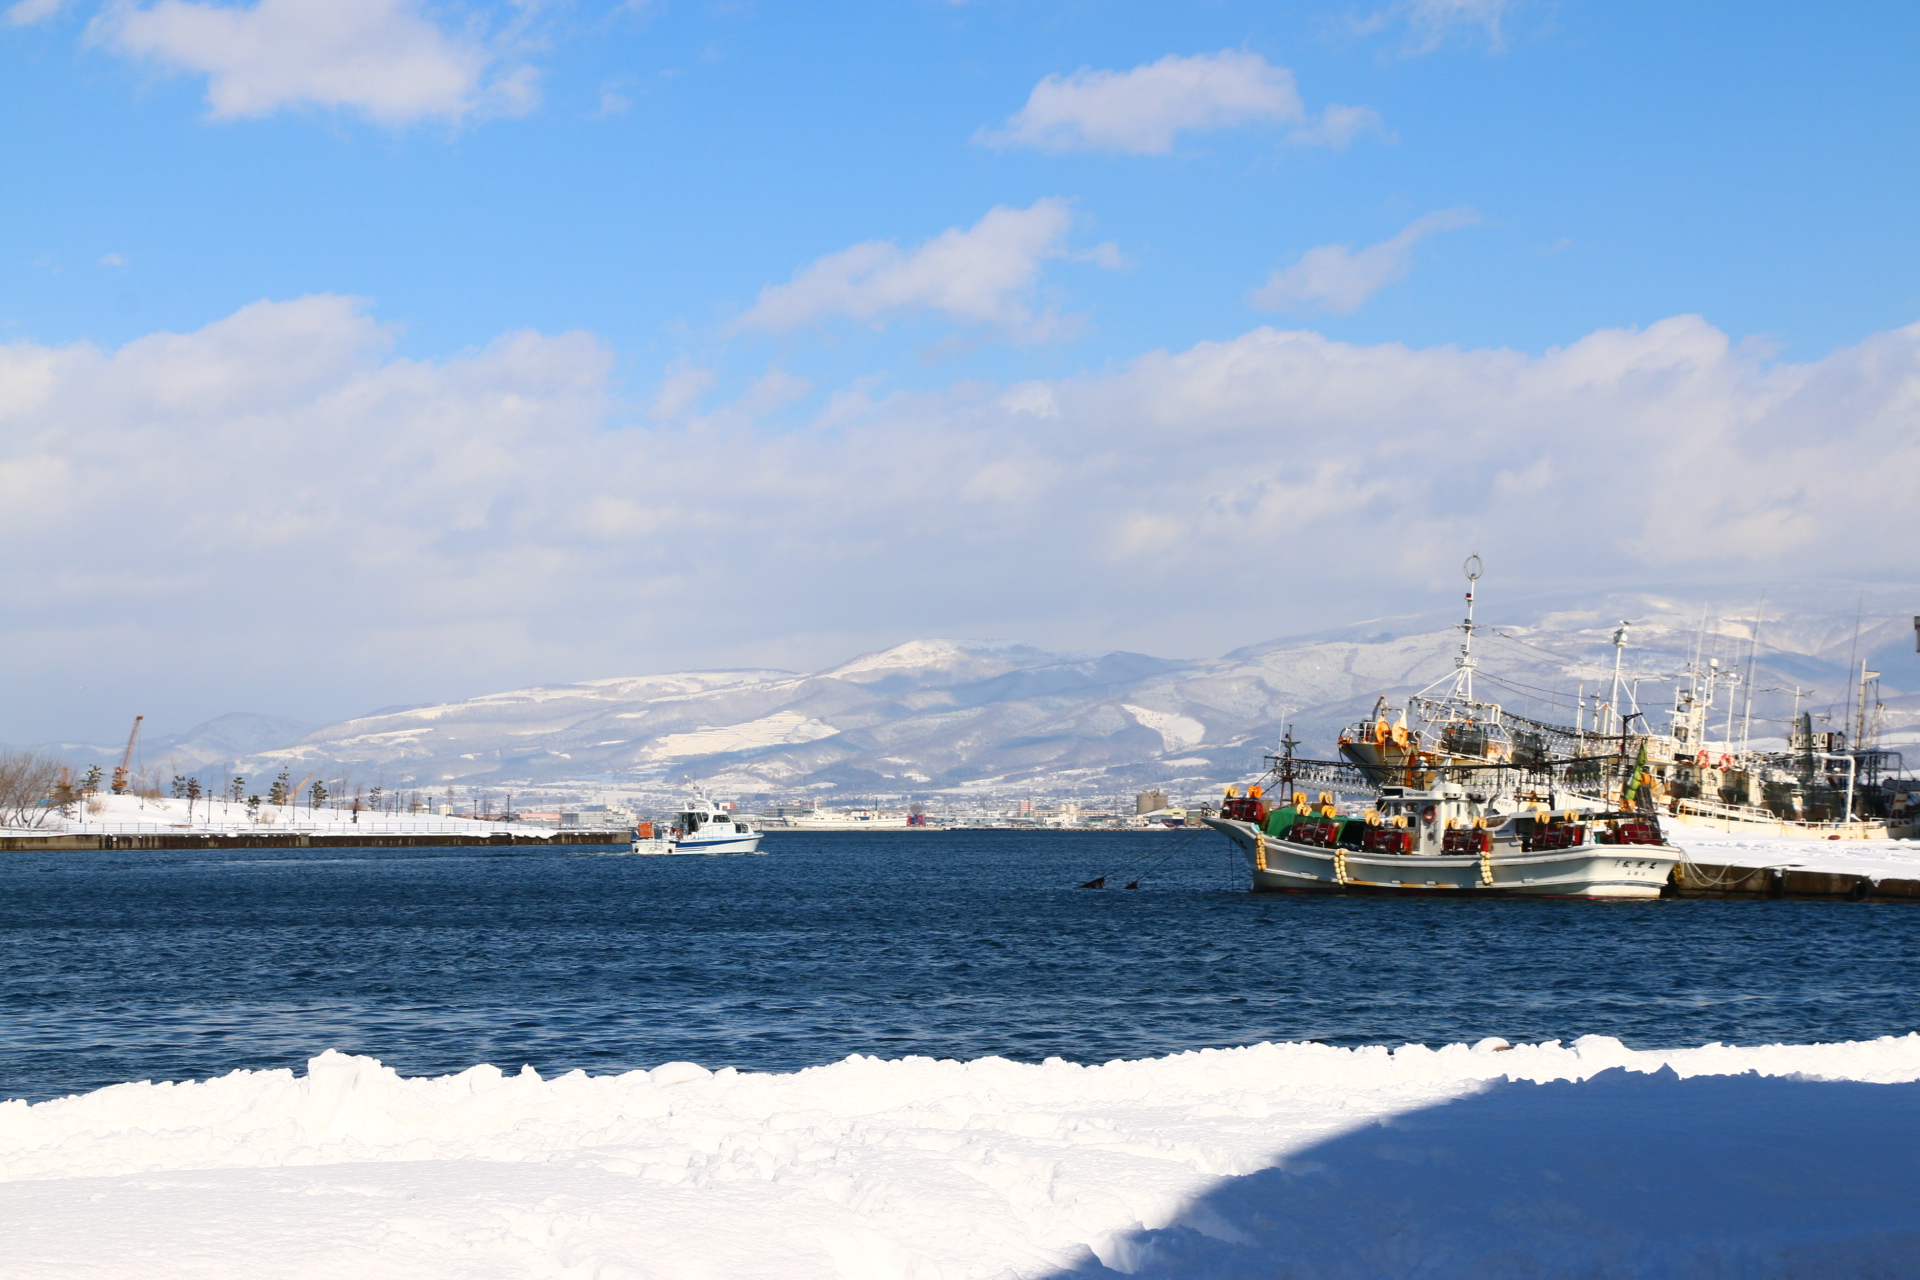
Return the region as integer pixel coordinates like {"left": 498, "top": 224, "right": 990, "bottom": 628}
{"left": 5, "top": 1036, "right": 1920, "bottom": 1277}
{"left": 1669, "top": 816, "right": 1920, "bottom": 881}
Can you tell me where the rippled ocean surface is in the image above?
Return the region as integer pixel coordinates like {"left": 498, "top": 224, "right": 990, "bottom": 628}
{"left": 4, "top": 830, "right": 1919, "bottom": 1101}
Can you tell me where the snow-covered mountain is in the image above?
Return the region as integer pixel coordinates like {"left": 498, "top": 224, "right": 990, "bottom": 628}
{"left": 185, "top": 584, "right": 1918, "bottom": 799}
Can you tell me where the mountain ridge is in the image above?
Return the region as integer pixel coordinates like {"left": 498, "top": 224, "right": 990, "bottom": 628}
{"left": 29, "top": 587, "right": 1920, "bottom": 799}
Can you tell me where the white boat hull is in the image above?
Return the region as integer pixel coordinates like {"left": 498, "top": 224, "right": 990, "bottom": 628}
{"left": 1669, "top": 799, "right": 1911, "bottom": 841}
{"left": 633, "top": 831, "right": 764, "bottom": 856}
{"left": 1204, "top": 818, "right": 1678, "bottom": 900}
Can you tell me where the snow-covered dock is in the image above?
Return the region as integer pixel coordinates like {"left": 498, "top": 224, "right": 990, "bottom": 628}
{"left": 0, "top": 793, "right": 630, "bottom": 850}
{"left": 5, "top": 1037, "right": 1919, "bottom": 1278}
{"left": 0, "top": 830, "right": 626, "bottom": 850}
{"left": 1667, "top": 817, "right": 1920, "bottom": 900}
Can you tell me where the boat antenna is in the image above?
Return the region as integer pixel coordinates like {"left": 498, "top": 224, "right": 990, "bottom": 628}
{"left": 1608, "top": 620, "right": 1631, "bottom": 736}
{"left": 1837, "top": 594, "right": 1863, "bottom": 745}
{"left": 1740, "top": 593, "right": 1764, "bottom": 755}
{"left": 1456, "top": 554, "right": 1483, "bottom": 704}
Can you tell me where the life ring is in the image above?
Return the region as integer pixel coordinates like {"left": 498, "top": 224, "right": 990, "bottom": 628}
{"left": 1421, "top": 805, "right": 1437, "bottom": 824}
{"left": 1694, "top": 750, "right": 1710, "bottom": 767}
{"left": 1718, "top": 754, "right": 1735, "bottom": 771}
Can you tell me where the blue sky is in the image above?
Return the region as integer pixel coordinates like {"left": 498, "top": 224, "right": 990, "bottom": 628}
{"left": 2, "top": 0, "right": 1918, "bottom": 740}
{"left": 10, "top": 2, "right": 1917, "bottom": 393}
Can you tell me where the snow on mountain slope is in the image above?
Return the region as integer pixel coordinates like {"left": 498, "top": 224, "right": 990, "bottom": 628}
{"left": 636, "top": 711, "right": 842, "bottom": 760}
{"left": 172, "top": 589, "right": 1920, "bottom": 797}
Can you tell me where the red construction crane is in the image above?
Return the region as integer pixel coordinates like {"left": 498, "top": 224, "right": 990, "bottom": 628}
{"left": 110, "top": 715, "right": 144, "bottom": 795}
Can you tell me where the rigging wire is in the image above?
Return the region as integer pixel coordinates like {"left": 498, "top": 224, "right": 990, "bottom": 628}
{"left": 1480, "top": 629, "right": 1619, "bottom": 678}
{"left": 1480, "top": 628, "right": 1676, "bottom": 683}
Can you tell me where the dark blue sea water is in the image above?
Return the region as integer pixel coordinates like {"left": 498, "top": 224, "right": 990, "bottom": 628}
{"left": 3, "top": 830, "right": 1918, "bottom": 1102}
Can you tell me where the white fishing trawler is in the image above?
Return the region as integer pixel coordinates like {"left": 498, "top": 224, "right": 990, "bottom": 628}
{"left": 1595, "top": 630, "right": 1914, "bottom": 841}
{"left": 1204, "top": 559, "right": 1681, "bottom": 899}
{"left": 770, "top": 804, "right": 931, "bottom": 830}
{"left": 632, "top": 783, "right": 764, "bottom": 855}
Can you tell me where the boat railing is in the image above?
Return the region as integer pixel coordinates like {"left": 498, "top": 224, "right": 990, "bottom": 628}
{"left": 1670, "top": 796, "right": 1892, "bottom": 838}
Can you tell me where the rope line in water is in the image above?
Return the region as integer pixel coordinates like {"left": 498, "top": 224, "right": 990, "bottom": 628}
{"left": 1078, "top": 830, "right": 1208, "bottom": 888}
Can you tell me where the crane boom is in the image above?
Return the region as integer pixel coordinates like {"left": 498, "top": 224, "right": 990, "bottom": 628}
{"left": 110, "top": 715, "right": 144, "bottom": 795}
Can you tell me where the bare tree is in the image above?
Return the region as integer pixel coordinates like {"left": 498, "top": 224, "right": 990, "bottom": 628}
{"left": 0, "top": 750, "right": 66, "bottom": 829}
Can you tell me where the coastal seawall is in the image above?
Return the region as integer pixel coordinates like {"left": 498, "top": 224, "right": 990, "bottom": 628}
{"left": 0, "top": 831, "right": 631, "bottom": 851}
{"left": 1669, "top": 861, "right": 1920, "bottom": 902}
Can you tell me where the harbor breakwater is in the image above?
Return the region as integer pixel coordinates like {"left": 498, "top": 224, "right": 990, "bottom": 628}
{"left": 0, "top": 830, "right": 631, "bottom": 852}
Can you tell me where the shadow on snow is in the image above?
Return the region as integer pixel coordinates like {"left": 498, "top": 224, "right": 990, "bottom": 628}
{"left": 1049, "top": 1067, "right": 1920, "bottom": 1278}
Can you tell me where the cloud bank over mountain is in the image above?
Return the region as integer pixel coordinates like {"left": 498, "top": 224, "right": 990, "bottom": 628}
{"left": 3, "top": 296, "right": 1918, "bottom": 743}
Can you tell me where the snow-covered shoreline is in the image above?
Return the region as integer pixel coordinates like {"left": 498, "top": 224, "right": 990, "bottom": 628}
{"left": 7, "top": 1036, "right": 1920, "bottom": 1277}
{"left": 0, "top": 792, "right": 594, "bottom": 839}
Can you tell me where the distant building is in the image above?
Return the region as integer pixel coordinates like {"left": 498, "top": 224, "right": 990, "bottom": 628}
{"left": 1135, "top": 790, "right": 1168, "bottom": 816}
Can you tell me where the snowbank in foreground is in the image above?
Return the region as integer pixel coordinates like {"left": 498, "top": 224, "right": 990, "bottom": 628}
{"left": 5, "top": 1037, "right": 1920, "bottom": 1278}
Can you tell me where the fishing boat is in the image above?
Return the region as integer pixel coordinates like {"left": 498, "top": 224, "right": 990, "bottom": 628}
{"left": 1204, "top": 558, "right": 1681, "bottom": 899}
{"left": 1548, "top": 611, "right": 1914, "bottom": 841}
{"left": 632, "top": 783, "right": 764, "bottom": 855}
{"left": 770, "top": 804, "right": 929, "bottom": 830}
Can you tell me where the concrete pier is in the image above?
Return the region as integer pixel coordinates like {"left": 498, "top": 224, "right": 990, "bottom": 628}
{"left": 0, "top": 830, "right": 631, "bottom": 852}
{"left": 1666, "top": 860, "right": 1920, "bottom": 902}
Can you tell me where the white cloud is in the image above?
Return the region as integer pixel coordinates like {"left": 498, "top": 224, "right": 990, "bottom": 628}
{"left": 980, "top": 50, "right": 1376, "bottom": 155}
{"left": 91, "top": 0, "right": 538, "bottom": 124}
{"left": 736, "top": 199, "right": 1098, "bottom": 339}
{"left": 98, "top": 252, "right": 128, "bottom": 267}
{"left": 1285, "top": 103, "right": 1389, "bottom": 149}
{"left": 1249, "top": 208, "right": 1479, "bottom": 314}
{"left": 649, "top": 360, "right": 716, "bottom": 420}
{"left": 5, "top": 296, "right": 1919, "bottom": 741}
{"left": 1355, "top": 0, "right": 1514, "bottom": 54}
{"left": 7, "top": 0, "right": 73, "bottom": 24}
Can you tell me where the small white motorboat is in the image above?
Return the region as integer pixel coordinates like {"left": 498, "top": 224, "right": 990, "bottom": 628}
{"left": 634, "top": 783, "right": 764, "bottom": 855}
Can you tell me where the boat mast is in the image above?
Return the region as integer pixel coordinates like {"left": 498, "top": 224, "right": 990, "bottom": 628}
{"left": 1608, "top": 621, "right": 1630, "bottom": 736}
{"left": 1856, "top": 659, "right": 1879, "bottom": 751}
{"left": 1740, "top": 595, "right": 1764, "bottom": 755}
{"left": 1455, "top": 554, "right": 1482, "bottom": 705}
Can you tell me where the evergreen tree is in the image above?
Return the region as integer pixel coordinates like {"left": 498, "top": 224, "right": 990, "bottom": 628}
{"left": 171, "top": 775, "right": 188, "bottom": 798}
{"left": 229, "top": 776, "right": 246, "bottom": 802}
{"left": 80, "top": 765, "right": 102, "bottom": 794}
{"left": 310, "top": 779, "right": 328, "bottom": 810}
{"left": 269, "top": 770, "right": 290, "bottom": 806}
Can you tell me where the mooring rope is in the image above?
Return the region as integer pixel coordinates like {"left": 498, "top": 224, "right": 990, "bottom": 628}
{"left": 1078, "top": 829, "right": 1208, "bottom": 888}
{"left": 1674, "top": 845, "right": 1788, "bottom": 889}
